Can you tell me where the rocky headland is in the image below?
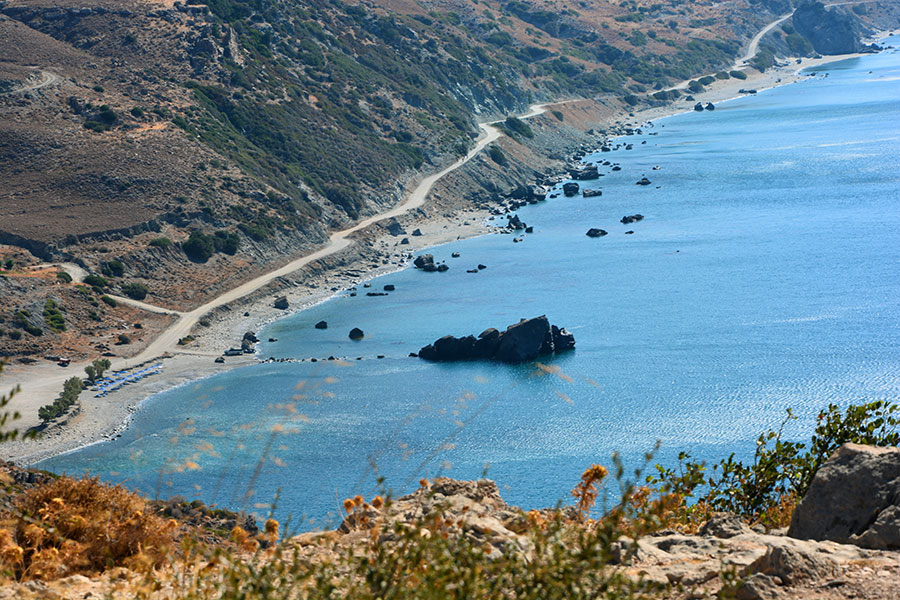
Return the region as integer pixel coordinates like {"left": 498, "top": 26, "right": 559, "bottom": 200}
{"left": 417, "top": 315, "right": 575, "bottom": 363}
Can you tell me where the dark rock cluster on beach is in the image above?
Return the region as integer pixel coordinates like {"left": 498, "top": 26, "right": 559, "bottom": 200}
{"left": 417, "top": 315, "right": 574, "bottom": 363}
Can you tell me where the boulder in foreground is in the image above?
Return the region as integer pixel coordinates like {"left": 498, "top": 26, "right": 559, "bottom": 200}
{"left": 418, "top": 315, "right": 574, "bottom": 363}
{"left": 788, "top": 443, "right": 900, "bottom": 549}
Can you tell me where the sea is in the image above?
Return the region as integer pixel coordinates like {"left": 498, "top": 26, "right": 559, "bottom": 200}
{"left": 40, "top": 40, "right": 900, "bottom": 529}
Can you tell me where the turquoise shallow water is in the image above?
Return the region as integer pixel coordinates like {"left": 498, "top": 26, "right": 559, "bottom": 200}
{"left": 40, "top": 44, "right": 900, "bottom": 527}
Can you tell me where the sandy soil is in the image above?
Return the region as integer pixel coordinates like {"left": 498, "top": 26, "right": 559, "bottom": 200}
{"left": 2, "top": 31, "right": 894, "bottom": 465}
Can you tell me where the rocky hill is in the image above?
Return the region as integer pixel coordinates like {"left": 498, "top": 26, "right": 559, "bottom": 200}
{"left": 1, "top": 0, "right": 898, "bottom": 360}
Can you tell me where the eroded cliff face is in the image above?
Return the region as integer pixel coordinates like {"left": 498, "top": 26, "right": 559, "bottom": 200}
{"left": 792, "top": 2, "right": 867, "bottom": 55}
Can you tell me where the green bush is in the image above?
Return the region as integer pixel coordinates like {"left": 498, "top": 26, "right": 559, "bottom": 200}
{"left": 182, "top": 231, "right": 216, "bottom": 263}
{"left": 56, "top": 271, "right": 72, "bottom": 283}
{"left": 551, "top": 110, "right": 564, "bottom": 121}
{"left": 488, "top": 145, "right": 508, "bottom": 167}
{"left": 121, "top": 282, "right": 149, "bottom": 301}
{"left": 101, "top": 260, "right": 125, "bottom": 277}
{"left": 504, "top": 116, "right": 534, "bottom": 139}
{"left": 100, "top": 295, "right": 118, "bottom": 307}
{"left": 83, "top": 274, "right": 108, "bottom": 288}
{"left": 149, "top": 237, "right": 172, "bottom": 248}
{"left": 43, "top": 299, "right": 66, "bottom": 333}
{"left": 729, "top": 70, "right": 748, "bottom": 80}
{"left": 213, "top": 231, "right": 240, "bottom": 255}
{"left": 698, "top": 75, "right": 715, "bottom": 86}
{"left": 651, "top": 401, "right": 900, "bottom": 527}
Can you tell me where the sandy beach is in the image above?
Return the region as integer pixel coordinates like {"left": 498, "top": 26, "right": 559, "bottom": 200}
{"left": 2, "top": 31, "right": 894, "bottom": 466}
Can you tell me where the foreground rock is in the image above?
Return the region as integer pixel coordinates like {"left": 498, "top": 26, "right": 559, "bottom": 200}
{"left": 789, "top": 444, "right": 900, "bottom": 549}
{"left": 418, "top": 315, "right": 574, "bottom": 363}
{"left": 333, "top": 479, "right": 900, "bottom": 599}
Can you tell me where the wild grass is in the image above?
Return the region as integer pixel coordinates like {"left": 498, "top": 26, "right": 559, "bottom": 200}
{"left": 0, "top": 476, "right": 177, "bottom": 580}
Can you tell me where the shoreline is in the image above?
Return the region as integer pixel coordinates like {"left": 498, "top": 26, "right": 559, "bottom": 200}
{"left": 3, "top": 36, "right": 895, "bottom": 466}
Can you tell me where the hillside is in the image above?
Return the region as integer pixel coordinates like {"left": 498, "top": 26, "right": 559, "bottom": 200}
{"left": 2, "top": 0, "right": 899, "bottom": 363}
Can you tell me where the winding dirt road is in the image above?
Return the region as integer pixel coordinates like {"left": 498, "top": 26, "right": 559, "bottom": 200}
{"left": 2, "top": 103, "right": 557, "bottom": 423}
{"left": 4, "top": 70, "right": 61, "bottom": 94}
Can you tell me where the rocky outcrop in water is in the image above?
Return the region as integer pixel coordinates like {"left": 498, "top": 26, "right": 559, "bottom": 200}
{"left": 563, "top": 182, "right": 580, "bottom": 197}
{"left": 418, "top": 315, "right": 574, "bottom": 363}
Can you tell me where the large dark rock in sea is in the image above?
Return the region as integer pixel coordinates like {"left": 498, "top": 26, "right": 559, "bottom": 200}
{"left": 563, "top": 182, "right": 580, "bottom": 197}
{"left": 586, "top": 228, "right": 608, "bottom": 238}
{"left": 414, "top": 254, "right": 438, "bottom": 271}
{"left": 792, "top": 2, "right": 866, "bottom": 55}
{"left": 348, "top": 327, "right": 365, "bottom": 340}
{"left": 418, "top": 316, "right": 575, "bottom": 363}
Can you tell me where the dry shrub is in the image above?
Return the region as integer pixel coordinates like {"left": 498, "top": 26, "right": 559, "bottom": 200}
{"left": 0, "top": 475, "right": 177, "bottom": 580}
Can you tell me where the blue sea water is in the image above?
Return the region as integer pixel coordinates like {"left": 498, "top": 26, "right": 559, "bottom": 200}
{"left": 40, "top": 44, "right": 900, "bottom": 528}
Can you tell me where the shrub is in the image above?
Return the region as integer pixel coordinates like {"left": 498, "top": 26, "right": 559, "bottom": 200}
{"left": 56, "top": 271, "right": 72, "bottom": 284}
{"left": 3, "top": 476, "right": 176, "bottom": 580}
{"left": 83, "top": 274, "right": 107, "bottom": 288}
{"left": 504, "top": 116, "right": 534, "bottom": 139}
{"left": 101, "top": 260, "right": 125, "bottom": 277}
{"left": 182, "top": 231, "right": 216, "bottom": 263}
{"left": 149, "top": 237, "right": 172, "bottom": 248}
{"left": 698, "top": 75, "right": 715, "bottom": 86}
{"left": 487, "top": 145, "right": 508, "bottom": 167}
{"left": 130, "top": 106, "right": 144, "bottom": 118}
{"left": 121, "top": 282, "right": 148, "bottom": 301}
{"left": 117, "top": 333, "right": 131, "bottom": 345}
{"left": 8, "top": 330, "right": 21, "bottom": 341}
{"left": 100, "top": 295, "right": 117, "bottom": 307}
{"left": 42, "top": 299, "right": 66, "bottom": 333}
{"left": 729, "top": 70, "right": 747, "bottom": 80}
{"left": 213, "top": 230, "right": 240, "bottom": 255}
{"left": 650, "top": 401, "right": 900, "bottom": 529}
{"left": 552, "top": 110, "right": 564, "bottom": 121}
